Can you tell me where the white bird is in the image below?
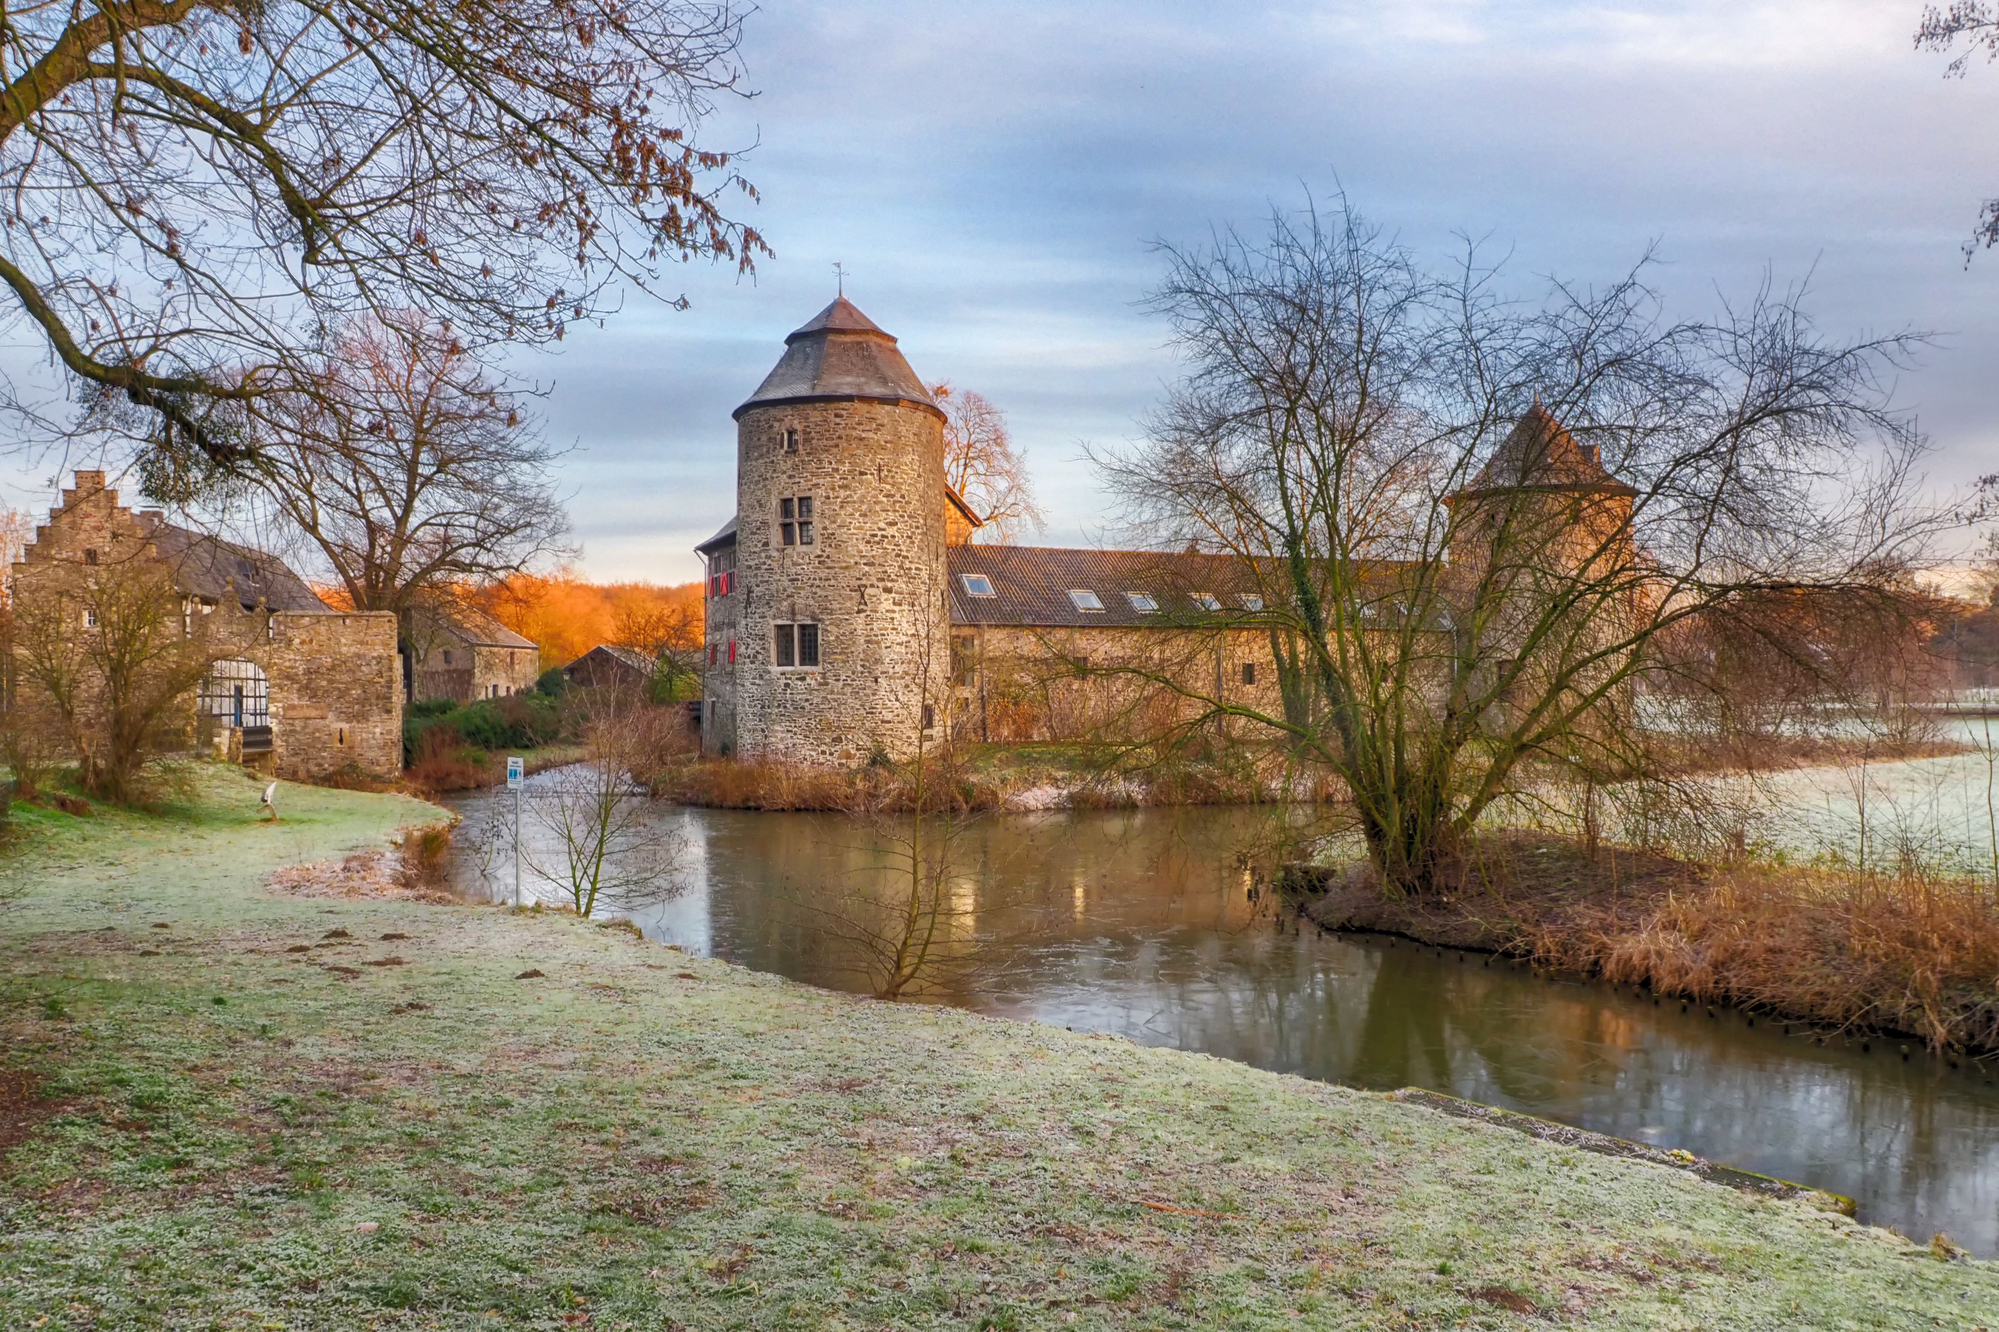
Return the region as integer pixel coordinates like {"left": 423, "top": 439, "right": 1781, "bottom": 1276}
{"left": 260, "top": 781, "right": 278, "bottom": 821}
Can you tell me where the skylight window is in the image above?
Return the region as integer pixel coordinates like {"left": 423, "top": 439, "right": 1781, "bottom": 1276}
{"left": 1238, "top": 594, "right": 1264, "bottom": 611}
{"left": 1191, "top": 593, "right": 1220, "bottom": 611}
{"left": 1125, "top": 591, "right": 1158, "bottom": 613}
{"left": 1068, "top": 589, "right": 1105, "bottom": 612}
{"left": 960, "top": 573, "right": 996, "bottom": 597}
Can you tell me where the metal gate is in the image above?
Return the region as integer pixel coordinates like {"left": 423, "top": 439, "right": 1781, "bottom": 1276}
{"left": 199, "top": 659, "right": 270, "bottom": 729}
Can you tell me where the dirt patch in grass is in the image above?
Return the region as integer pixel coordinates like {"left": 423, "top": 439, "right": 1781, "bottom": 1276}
{"left": 0, "top": 1069, "right": 58, "bottom": 1167}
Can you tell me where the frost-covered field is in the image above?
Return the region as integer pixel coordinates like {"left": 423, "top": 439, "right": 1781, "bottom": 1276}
{"left": 0, "top": 768, "right": 1994, "bottom": 1329}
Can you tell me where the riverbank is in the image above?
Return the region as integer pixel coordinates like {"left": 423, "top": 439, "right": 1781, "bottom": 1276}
{"left": 1296, "top": 834, "right": 1999, "bottom": 1055}
{"left": 3, "top": 770, "right": 1995, "bottom": 1328}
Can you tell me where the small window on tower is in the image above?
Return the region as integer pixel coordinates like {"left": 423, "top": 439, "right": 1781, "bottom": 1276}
{"left": 775, "top": 623, "right": 795, "bottom": 668}
{"left": 1242, "top": 662, "right": 1257, "bottom": 686}
{"left": 921, "top": 704, "right": 936, "bottom": 731}
{"left": 84, "top": 607, "right": 99, "bottom": 629}
{"left": 784, "top": 428, "right": 799, "bottom": 453}
{"left": 83, "top": 548, "right": 99, "bottom": 566}
{"left": 797, "top": 622, "right": 820, "bottom": 667}
{"left": 796, "top": 495, "right": 814, "bottom": 545}
{"left": 779, "top": 497, "right": 795, "bottom": 546}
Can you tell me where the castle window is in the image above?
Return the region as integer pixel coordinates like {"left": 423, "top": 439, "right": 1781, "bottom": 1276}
{"left": 960, "top": 573, "right": 995, "bottom": 597}
{"left": 784, "top": 428, "right": 799, "bottom": 453}
{"left": 921, "top": 704, "right": 936, "bottom": 731}
{"left": 779, "top": 495, "right": 815, "bottom": 546}
{"left": 1238, "top": 594, "right": 1264, "bottom": 612}
{"left": 83, "top": 548, "right": 98, "bottom": 566}
{"left": 1242, "top": 662, "right": 1257, "bottom": 686}
{"left": 1067, "top": 589, "right": 1104, "bottom": 613}
{"left": 728, "top": 639, "right": 737, "bottom": 664}
{"left": 708, "top": 644, "right": 717, "bottom": 667}
{"left": 1192, "top": 593, "right": 1220, "bottom": 611}
{"left": 1125, "top": 591, "right": 1158, "bottom": 613}
{"left": 442, "top": 649, "right": 454, "bottom": 666}
{"left": 774, "top": 622, "right": 821, "bottom": 669}
{"left": 83, "top": 607, "right": 99, "bottom": 629}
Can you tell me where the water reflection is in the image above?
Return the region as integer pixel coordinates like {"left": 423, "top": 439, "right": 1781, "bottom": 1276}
{"left": 447, "top": 793, "right": 1999, "bottom": 1255}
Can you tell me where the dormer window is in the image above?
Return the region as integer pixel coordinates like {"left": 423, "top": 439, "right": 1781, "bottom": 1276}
{"left": 1191, "top": 593, "right": 1220, "bottom": 611}
{"left": 1068, "top": 589, "right": 1104, "bottom": 613}
{"left": 960, "top": 573, "right": 995, "bottom": 597}
{"left": 1239, "top": 594, "right": 1264, "bottom": 612}
{"left": 1125, "top": 591, "right": 1158, "bottom": 613}
{"left": 779, "top": 495, "right": 814, "bottom": 546}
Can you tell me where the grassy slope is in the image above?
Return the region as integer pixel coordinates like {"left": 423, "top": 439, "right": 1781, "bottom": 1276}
{"left": 0, "top": 770, "right": 1994, "bottom": 1331}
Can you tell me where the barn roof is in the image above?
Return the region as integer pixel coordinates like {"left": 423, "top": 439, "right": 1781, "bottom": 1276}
{"left": 733, "top": 296, "right": 940, "bottom": 421}
{"left": 946, "top": 545, "right": 1275, "bottom": 628}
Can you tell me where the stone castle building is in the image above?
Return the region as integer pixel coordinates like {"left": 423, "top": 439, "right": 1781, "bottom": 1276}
{"left": 698, "top": 299, "right": 1638, "bottom": 765}
{"left": 11, "top": 471, "right": 403, "bottom": 780}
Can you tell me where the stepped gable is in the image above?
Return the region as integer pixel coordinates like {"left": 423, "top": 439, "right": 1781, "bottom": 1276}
{"left": 1458, "top": 402, "right": 1638, "bottom": 498}
{"left": 732, "top": 296, "right": 941, "bottom": 420}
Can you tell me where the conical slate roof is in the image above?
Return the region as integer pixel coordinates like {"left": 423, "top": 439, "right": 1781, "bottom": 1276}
{"left": 732, "top": 296, "right": 940, "bottom": 420}
{"left": 1457, "top": 403, "right": 1636, "bottom": 497}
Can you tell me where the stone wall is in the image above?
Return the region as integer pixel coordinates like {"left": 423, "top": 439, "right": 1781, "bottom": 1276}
{"left": 731, "top": 397, "right": 949, "bottom": 764}
{"left": 700, "top": 548, "right": 742, "bottom": 756}
{"left": 265, "top": 610, "right": 403, "bottom": 780}
{"left": 960, "top": 624, "right": 1288, "bottom": 742}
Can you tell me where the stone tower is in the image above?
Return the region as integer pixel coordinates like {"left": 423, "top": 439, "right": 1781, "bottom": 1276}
{"left": 715, "top": 296, "right": 950, "bottom": 763}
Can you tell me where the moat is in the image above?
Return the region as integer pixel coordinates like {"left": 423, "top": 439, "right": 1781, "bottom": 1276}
{"left": 447, "top": 792, "right": 1999, "bottom": 1256}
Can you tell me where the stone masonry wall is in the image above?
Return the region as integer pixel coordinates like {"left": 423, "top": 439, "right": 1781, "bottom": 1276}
{"left": 700, "top": 550, "right": 742, "bottom": 756}
{"left": 732, "top": 397, "right": 948, "bottom": 764}
{"left": 265, "top": 610, "right": 402, "bottom": 780}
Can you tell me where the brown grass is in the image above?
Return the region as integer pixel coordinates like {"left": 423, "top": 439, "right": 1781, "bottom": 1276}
{"left": 1302, "top": 834, "right": 1999, "bottom": 1053}
{"left": 395, "top": 824, "right": 454, "bottom": 890}
{"left": 402, "top": 726, "right": 492, "bottom": 793}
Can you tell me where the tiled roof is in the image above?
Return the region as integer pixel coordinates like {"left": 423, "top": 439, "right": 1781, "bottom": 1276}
{"left": 580, "top": 644, "right": 656, "bottom": 673}
{"left": 695, "top": 516, "right": 738, "bottom": 554}
{"left": 140, "top": 518, "right": 331, "bottom": 613}
{"left": 1457, "top": 403, "right": 1637, "bottom": 498}
{"left": 425, "top": 603, "right": 537, "bottom": 650}
{"left": 733, "top": 297, "right": 939, "bottom": 420}
{"left": 946, "top": 546, "right": 1274, "bottom": 628}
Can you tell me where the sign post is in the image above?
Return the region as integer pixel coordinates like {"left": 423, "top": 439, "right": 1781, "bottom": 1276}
{"left": 506, "top": 756, "right": 525, "bottom": 908}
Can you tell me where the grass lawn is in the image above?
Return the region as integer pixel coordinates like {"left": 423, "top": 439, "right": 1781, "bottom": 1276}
{"left": 1, "top": 767, "right": 1995, "bottom": 1330}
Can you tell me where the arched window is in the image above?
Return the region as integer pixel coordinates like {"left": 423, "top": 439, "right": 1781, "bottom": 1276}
{"left": 200, "top": 659, "right": 270, "bottom": 728}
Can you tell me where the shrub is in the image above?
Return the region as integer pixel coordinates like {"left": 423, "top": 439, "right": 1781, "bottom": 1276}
{"left": 535, "top": 666, "right": 568, "bottom": 697}
{"left": 396, "top": 824, "right": 454, "bottom": 888}
{"left": 403, "top": 726, "right": 491, "bottom": 792}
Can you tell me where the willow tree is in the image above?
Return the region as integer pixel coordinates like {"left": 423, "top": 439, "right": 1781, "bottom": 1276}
{"left": 0, "top": 0, "right": 763, "bottom": 472}
{"left": 1096, "top": 201, "right": 1939, "bottom": 895}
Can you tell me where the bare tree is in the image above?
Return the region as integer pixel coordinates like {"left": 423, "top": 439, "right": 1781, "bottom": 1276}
{"left": 0, "top": 0, "right": 764, "bottom": 469}
{"left": 10, "top": 545, "right": 249, "bottom": 803}
{"left": 1094, "top": 199, "right": 1944, "bottom": 896}
{"left": 520, "top": 691, "right": 688, "bottom": 917}
{"left": 233, "top": 314, "right": 570, "bottom": 642}
{"left": 932, "top": 383, "right": 1043, "bottom": 544}
{"left": 1918, "top": 5, "right": 1999, "bottom": 254}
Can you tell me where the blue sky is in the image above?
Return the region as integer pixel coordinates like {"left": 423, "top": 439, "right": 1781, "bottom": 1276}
{"left": 11, "top": 1, "right": 1999, "bottom": 584}
{"left": 528, "top": 0, "right": 1999, "bottom": 583}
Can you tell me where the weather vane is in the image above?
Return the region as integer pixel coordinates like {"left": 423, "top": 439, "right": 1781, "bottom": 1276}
{"left": 833, "top": 261, "right": 847, "bottom": 296}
